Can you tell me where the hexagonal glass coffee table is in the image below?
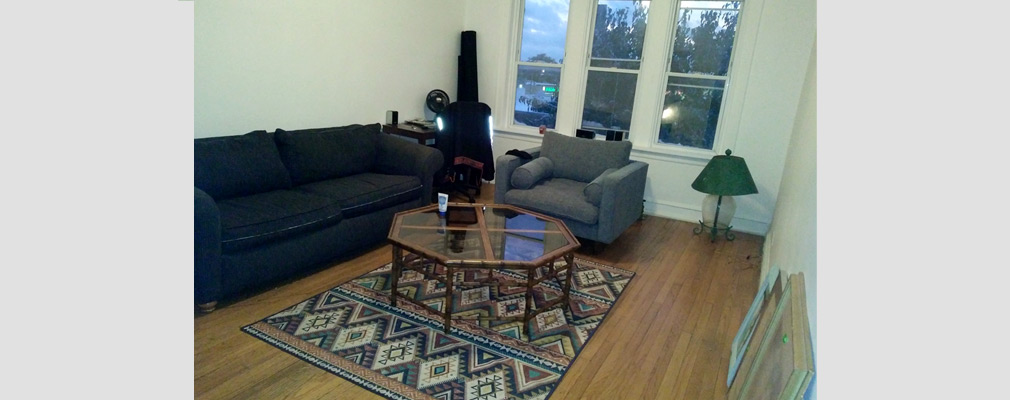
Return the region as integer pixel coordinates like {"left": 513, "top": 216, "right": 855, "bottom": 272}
{"left": 387, "top": 203, "right": 580, "bottom": 337}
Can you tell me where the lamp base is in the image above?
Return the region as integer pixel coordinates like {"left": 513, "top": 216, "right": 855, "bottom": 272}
{"left": 693, "top": 220, "right": 736, "bottom": 242}
{"left": 694, "top": 194, "right": 737, "bottom": 242}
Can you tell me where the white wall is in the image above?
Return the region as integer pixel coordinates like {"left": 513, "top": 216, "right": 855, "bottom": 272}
{"left": 462, "top": 1, "right": 511, "bottom": 111}
{"left": 195, "top": 0, "right": 466, "bottom": 138}
{"left": 762, "top": 39, "right": 817, "bottom": 399}
{"left": 195, "top": 0, "right": 816, "bottom": 236}
{"left": 465, "top": 0, "right": 816, "bottom": 235}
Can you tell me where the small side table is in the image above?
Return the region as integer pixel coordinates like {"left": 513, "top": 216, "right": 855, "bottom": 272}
{"left": 382, "top": 123, "right": 436, "bottom": 146}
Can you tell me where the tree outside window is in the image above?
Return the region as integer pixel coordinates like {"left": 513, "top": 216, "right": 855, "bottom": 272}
{"left": 658, "top": 1, "right": 742, "bottom": 149}
{"left": 581, "top": 0, "right": 650, "bottom": 138}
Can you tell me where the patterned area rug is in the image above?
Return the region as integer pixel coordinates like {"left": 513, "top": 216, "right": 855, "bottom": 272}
{"left": 242, "top": 257, "right": 634, "bottom": 400}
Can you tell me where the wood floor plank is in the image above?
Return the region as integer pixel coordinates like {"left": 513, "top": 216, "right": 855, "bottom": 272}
{"left": 194, "top": 184, "right": 763, "bottom": 399}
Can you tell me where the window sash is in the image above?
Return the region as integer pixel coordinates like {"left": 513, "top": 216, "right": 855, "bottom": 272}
{"left": 508, "top": 0, "right": 571, "bottom": 131}
{"left": 588, "top": 66, "right": 640, "bottom": 75}
{"left": 652, "top": 0, "right": 744, "bottom": 152}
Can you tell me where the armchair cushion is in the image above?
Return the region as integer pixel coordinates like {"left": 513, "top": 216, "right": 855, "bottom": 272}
{"left": 583, "top": 167, "right": 619, "bottom": 206}
{"left": 274, "top": 124, "right": 381, "bottom": 185}
{"left": 540, "top": 130, "right": 631, "bottom": 182}
{"left": 503, "top": 178, "right": 599, "bottom": 225}
{"left": 511, "top": 157, "right": 554, "bottom": 189}
{"left": 194, "top": 130, "right": 292, "bottom": 200}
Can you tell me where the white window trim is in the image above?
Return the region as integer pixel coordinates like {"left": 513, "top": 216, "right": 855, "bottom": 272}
{"left": 634, "top": 0, "right": 760, "bottom": 160}
{"left": 572, "top": 0, "right": 647, "bottom": 139}
{"left": 499, "top": 0, "right": 575, "bottom": 137}
{"left": 497, "top": 0, "right": 531, "bottom": 135}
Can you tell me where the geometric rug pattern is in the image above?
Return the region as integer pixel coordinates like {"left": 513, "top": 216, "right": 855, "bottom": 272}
{"left": 243, "top": 257, "right": 634, "bottom": 400}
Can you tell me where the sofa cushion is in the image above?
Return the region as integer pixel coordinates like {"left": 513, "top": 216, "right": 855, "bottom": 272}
{"left": 583, "top": 167, "right": 619, "bottom": 206}
{"left": 194, "top": 130, "right": 293, "bottom": 200}
{"left": 217, "top": 190, "right": 344, "bottom": 253}
{"left": 503, "top": 178, "right": 599, "bottom": 225}
{"left": 511, "top": 157, "right": 553, "bottom": 189}
{"left": 540, "top": 130, "right": 631, "bottom": 182}
{"left": 274, "top": 124, "right": 381, "bottom": 185}
{"left": 296, "top": 172, "right": 423, "bottom": 218}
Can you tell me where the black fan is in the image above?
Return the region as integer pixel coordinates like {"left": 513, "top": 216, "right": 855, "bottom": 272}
{"left": 425, "top": 89, "right": 450, "bottom": 120}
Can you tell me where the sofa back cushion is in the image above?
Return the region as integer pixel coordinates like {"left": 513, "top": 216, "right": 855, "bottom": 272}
{"left": 274, "top": 124, "right": 380, "bottom": 185}
{"left": 540, "top": 130, "right": 632, "bottom": 182}
{"left": 194, "top": 130, "right": 293, "bottom": 200}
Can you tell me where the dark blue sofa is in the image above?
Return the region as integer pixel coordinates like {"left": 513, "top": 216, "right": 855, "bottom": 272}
{"left": 194, "top": 123, "right": 442, "bottom": 312}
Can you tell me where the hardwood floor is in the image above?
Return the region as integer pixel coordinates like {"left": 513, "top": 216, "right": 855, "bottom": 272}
{"left": 194, "top": 184, "right": 763, "bottom": 399}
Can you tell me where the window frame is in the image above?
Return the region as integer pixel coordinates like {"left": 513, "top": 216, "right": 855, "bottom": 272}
{"left": 497, "top": 0, "right": 759, "bottom": 162}
{"left": 501, "top": 0, "right": 572, "bottom": 136}
{"left": 648, "top": 1, "right": 747, "bottom": 155}
{"left": 575, "top": 0, "right": 651, "bottom": 140}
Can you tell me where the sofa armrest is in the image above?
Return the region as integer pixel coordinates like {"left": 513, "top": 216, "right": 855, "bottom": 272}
{"left": 194, "top": 187, "right": 222, "bottom": 305}
{"left": 596, "top": 161, "right": 648, "bottom": 244}
{"left": 494, "top": 146, "right": 541, "bottom": 203}
{"left": 374, "top": 134, "right": 445, "bottom": 204}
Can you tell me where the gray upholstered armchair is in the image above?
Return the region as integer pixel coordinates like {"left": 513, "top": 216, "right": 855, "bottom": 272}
{"left": 494, "top": 131, "right": 648, "bottom": 246}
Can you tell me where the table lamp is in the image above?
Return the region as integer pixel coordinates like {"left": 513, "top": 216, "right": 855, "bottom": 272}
{"left": 691, "top": 149, "right": 758, "bottom": 242}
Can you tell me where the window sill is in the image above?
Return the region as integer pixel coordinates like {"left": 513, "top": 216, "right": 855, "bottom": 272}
{"left": 493, "top": 125, "right": 716, "bottom": 166}
{"left": 492, "top": 126, "right": 548, "bottom": 143}
{"left": 630, "top": 145, "right": 713, "bottom": 167}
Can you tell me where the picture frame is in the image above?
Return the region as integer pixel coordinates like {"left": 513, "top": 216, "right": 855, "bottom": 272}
{"left": 727, "top": 264, "right": 779, "bottom": 386}
{"left": 729, "top": 273, "right": 814, "bottom": 399}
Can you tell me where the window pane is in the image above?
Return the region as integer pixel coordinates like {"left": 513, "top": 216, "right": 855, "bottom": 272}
{"left": 519, "top": 0, "right": 570, "bottom": 64}
{"left": 514, "top": 65, "right": 561, "bottom": 128}
{"left": 657, "top": 76, "right": 725, "bottom": 149}
{"left": 670, "top": 1, "right": 741, "bottom": 76}
{"left": 590, "top": 0, "right": 650, "bottom": 69}
{"left": 582, "top": 70, "right": 638, "bottom": 132}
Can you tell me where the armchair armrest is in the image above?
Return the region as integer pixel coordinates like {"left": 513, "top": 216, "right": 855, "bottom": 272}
{"left": 194, "top": 187, "right": 222, "bottom": 305}
{"left": 374, "top": 134, "right": 445, "bottom": 204}
{"left": 595, "top": 161, "right": 649, "bottom": 244}
{"left": 494, "top": 146, "right": 541, "bottom": 203}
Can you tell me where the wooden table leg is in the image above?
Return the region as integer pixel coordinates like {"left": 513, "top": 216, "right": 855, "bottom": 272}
{"left": 563, "top": 253, "right": 575, "bottom": 309}
{"left": 444, "top": 265, "right": 454, "bottom": 333}
{"left": 390, "top": 246, "right": 402, "bottom": 307}
{"left": 522, "top": 266, "right": 536, "bottom": 339}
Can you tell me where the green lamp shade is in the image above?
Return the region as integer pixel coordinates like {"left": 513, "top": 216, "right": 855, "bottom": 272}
{"left": 691, "top": 149, "right": 758, "bottom": 196}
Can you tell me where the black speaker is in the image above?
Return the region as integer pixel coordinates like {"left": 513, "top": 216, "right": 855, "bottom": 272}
{"left": 576, "top": 129, "right": 595, "bottom": 139}
{"left": 458, "top": 31, "right": 478, "bottom": 102}
{"left": 606, "top": 130, "right": 627, "bottom": 141}
{"left": 386, "top": 110, "right": 398, "bottom": 125}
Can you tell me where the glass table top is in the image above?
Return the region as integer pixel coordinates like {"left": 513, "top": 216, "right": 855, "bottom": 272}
{"left": 389, "top": 204, "right": 579, "bottom": 264}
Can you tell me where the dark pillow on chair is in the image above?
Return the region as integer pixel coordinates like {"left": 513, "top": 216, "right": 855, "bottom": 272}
{"left": 511, "top": 157, "right": 554, "bottom": 189}
{"left": 274, "top": 123, "right": 380, "bottom": 185}
{"left": 194, "top": 130, "right": 293, "bottom": 200}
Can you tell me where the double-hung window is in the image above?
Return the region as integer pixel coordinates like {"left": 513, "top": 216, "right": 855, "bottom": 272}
{"left": 580, "top": 0, "right": 650, "bottom": 138}
{"left": 512, "top": 0, "right": 570, "bottom": 130}
{"left": 658, "top": 1, "right": 743, "bottom": 150}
